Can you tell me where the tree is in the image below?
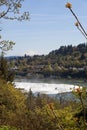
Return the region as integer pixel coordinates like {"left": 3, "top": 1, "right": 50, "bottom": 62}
{"left": 73, "top": 87, "right": 87, "bottom": 128}
{"left": 0, "top": 0, "right": 29, "bottom": 53}
{"left": 0, "top": 0, "right": 30, "bottom": 80}
{"left": 0, "top": 0, "right": 29, "bottom": 21}
{"left": 0, "top": 52, "right": 8, "bottom": 79}
{"left": 26, "top": 89, "right": 35, "bottom": 110}
{"left": 0, "top": 52, "right": 15, "bottom": 81}
{"left": 0, "top": 38, "right": 15, "bottom": 53}
{"left": 0, "top": 78, "right": 26, "bottom": 129}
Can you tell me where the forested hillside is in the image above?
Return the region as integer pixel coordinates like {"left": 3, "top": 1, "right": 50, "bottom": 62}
{"left": 9, "top": 43, "right": 87, "bottom": 79}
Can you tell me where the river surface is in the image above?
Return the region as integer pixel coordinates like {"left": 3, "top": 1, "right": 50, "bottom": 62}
{"left": 14, "top": 78, "right": 85, "bottom": 95}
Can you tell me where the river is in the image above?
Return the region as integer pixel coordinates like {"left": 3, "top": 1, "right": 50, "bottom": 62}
{"left": 14, "top": 78, "right": 83, "bottom": 95}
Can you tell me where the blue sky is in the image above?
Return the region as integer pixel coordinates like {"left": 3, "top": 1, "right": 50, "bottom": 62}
{"left": 1, "top": 0, "right": 87, "bottom": 56}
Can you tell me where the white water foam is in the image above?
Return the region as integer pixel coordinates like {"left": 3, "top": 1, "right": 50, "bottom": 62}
{"left": 15, "top": 82, "right": 78, "bottom": 95}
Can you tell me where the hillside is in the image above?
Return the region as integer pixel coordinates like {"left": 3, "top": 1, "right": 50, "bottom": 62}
{"left": 8, "top": 43, "right": 87, "bottom": 79}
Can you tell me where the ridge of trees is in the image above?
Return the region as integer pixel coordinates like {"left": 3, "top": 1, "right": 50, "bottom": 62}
{"left": 8, "top": 43, "right": 87, "bottom": 79}
{"left": 49, "top": 43, "right": 87, "bottom": 56}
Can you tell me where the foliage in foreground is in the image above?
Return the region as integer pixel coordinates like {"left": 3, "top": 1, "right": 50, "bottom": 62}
{"left": 0, "top": 78, "right": 87, "bottom": 130}
{"left": 0, "top": 126, "right": 19, "bottom": 130}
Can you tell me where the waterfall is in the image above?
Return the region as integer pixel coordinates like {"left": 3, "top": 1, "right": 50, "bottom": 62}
{"left": 15, "top": 82, "right": 78, "bottom": 95}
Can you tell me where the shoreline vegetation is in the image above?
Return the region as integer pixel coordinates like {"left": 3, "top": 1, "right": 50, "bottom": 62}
{"left": 8, "top": 43, "right": 87, "bottom": 82}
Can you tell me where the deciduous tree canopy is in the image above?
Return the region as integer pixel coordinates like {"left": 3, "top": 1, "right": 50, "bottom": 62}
{"left": 0, "top": 0, "right": 29, "bottom": 21}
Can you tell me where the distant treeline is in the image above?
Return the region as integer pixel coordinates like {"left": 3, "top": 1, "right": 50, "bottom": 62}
{"left": 8, "top": 43, "right": 87, "bottom": 79}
